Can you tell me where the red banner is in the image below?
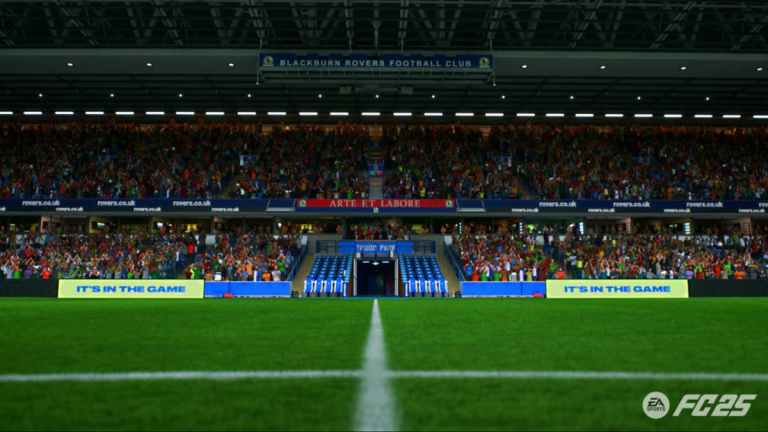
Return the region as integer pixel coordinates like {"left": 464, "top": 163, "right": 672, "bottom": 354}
{"left": 297, "top": 199, "right": 454, "bottom": 209}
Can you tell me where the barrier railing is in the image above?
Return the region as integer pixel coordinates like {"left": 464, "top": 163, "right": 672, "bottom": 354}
{"left": 445, "top": 245, "right": 466, "bottom": 282}
{"left": 286, "top": 245, "right": 308, "bottom": 281}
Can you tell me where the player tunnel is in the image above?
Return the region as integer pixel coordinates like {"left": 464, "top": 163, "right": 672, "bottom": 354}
{"left": 355, "top": 258, "right": 396, "bottom": 296}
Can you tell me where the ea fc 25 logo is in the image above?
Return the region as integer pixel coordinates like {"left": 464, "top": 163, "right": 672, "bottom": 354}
{"left": 643, "top": 391, "right": 757, "bottom": 419}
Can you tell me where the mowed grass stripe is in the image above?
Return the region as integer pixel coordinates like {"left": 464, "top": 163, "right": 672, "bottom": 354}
{"left": 380, "top": 298, "right": 768, "bottom": 372}
{"left": 0, "top": 299, "right": 373, "bottom": 373}
{"left": 394, "top": 378, "right": 768, "bottom": 431}
{"left": 0, "top": 379, "right": 359, "bottom": 431}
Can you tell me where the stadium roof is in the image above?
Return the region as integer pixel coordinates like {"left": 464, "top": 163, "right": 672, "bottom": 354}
{"left": 0, "top": 0, "right": 767, "bottom": 116}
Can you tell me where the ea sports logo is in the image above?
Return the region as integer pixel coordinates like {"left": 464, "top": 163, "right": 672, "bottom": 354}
{"left": 643, "top": 391, "right": 670, "bottom": 419}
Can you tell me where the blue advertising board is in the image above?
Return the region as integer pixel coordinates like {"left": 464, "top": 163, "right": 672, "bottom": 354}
{"left": 0, "top": 199, "right": 268, "bottom": 214}
{"left": 204, "top": 281, "right": 292, "bottom": 298}
{"left": 461, "top": 281, "right": 546, "bottom": 297}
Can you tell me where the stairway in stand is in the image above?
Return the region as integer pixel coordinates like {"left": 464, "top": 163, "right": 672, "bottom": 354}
{"left": 365, "top": 143, "right": 386, "bottom": 199}
{"left": 369, "top": 176, "right": 384, "bottom": 199}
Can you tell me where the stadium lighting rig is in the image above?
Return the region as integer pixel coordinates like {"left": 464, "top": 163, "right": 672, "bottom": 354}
{"left": 2, "top": 110, "right": 765, "bottom": 121}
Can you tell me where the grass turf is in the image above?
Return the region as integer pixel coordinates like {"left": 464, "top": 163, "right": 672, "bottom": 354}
{"left": 381, "top": 298, "right": 768, "bottom": 430}
{"left": 0, "top": 298, "right": 372, "bottom": 373}
{"left": 379, "top": 298, "right": 768, "bottom": 372}
{"left": 394, "top": 378, "right": 768, "bottom": 431}
{"left": 0, "top": 379, "right": 358, "bottom": 431}
{"left": 2, "top": 297, "right": 768, "bottom": 430}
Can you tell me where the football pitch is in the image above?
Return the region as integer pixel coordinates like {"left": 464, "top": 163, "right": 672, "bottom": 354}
{"left": 1, "top": 298, "right": 767, "bottom": 431}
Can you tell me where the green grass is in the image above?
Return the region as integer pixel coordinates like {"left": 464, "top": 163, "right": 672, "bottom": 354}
{"left": 2, "top": 297, "right": 768, "bottom": 430}
{"left": 379, "top": 298, "right": 768, "bottom": 372}
{"left": 394, "top": 379, "right": 768, "bottom": 431}
{"left": 0, "top": 299, "right": 372, "bottom": 373}
{"left": 0, "top": 379, "right": 358, "bottom": 431}
{"left": 381, "top": 298, "right": 768, "bottom": 431}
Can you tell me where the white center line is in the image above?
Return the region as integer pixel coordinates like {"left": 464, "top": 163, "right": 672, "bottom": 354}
{"left": 355, "top": 299, "right": 398, "bottom": 431}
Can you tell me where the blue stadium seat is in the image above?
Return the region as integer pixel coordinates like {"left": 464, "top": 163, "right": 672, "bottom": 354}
{"left": 304, "top": 255, "right": 352, "bottom": 297}
{"left": 399, "top": 255, "right": 448, "bottom": 297}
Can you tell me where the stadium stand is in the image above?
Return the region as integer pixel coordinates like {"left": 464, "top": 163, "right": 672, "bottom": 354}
{"left": 0, "top": 123, "right": 368, "bottom": 200}
{"left": 384, "top": 125, "right": 768, "bottom": 200}
{"left": 303, "top": 255, "right": 352, "bottom": 297}
{"left": 0, "top": 226, "right": 301, "bottom": 281}
{"left": 451, "top": 223, "right": 768, "bottom": 281}
{"left": 3, "top": 123, "right": 768, "bottom": 201}
{"left": 400, "top": 255, "right": 449, "bottom": 297}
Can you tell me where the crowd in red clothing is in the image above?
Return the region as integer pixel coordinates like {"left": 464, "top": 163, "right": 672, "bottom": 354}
{"left": 451, "top": 222, "right": 768, "bottom": 280}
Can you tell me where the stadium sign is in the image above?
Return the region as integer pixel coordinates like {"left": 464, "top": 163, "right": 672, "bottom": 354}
{"left": 337, "top": 241, "right": 414, "bottom": 255}
{"left": 58, "top": 280, "right": 204, "bottom": 299}
{"left": 546, "top": 280, "right": 689, "bottom": 299}
{"left": 298, "top": 199, "right": 454, "bottom": 208}
{"left": 259, "top": 53, "right": 493, "bottom": 71}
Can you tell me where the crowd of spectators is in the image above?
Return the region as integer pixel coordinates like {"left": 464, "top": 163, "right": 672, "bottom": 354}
{"left": 230, "top": 125, "right": 370, "bottom": 199}
{"left": 3, "top": 122, "right": 768, "bottom": 201}
{"left": 0, "top": 122, "right": 241, "bottom": 199}
{"left": 346, "top": 221, "right": 414, "bottom": 240}
{"left": 452, "top": 222, "right": 768, "bottom": 281}
{"left": 384, "top": 125, "right": 768, "bottom": 200}
{"left": 0, "top": 224, "right": 302, "bottom": 281}
{"left": 383, "top": 125, "right": 526, "bottom": 199}
{"left": 0, "top": 122, "right": 369, "bottom": 200}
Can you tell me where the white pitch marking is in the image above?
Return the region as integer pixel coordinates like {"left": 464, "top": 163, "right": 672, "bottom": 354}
{"left": 354, "top": 299, "right": 398, "bottom": 431}
{"left": 388, "top": 370, "right": 768, "bottom": 382}
{"left": 2, "top": 369, "right": 767, "bottom": 383}
{"left": 0, "top": 370, "right": 362, "bottom": 382}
